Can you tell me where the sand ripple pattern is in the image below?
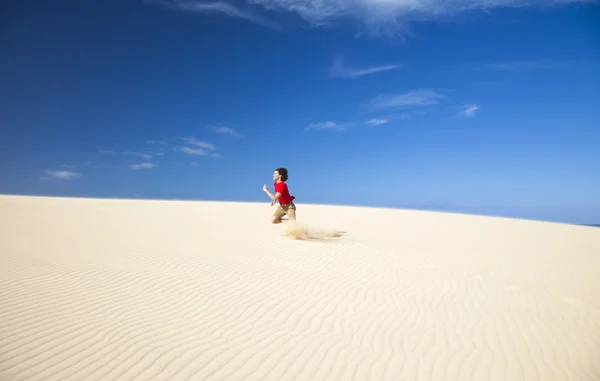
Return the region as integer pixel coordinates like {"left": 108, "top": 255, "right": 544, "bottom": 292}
{"left": 1, "top": 196, "right": 600, "bottom": 381}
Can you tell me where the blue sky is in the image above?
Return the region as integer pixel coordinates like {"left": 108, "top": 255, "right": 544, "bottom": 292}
{"left": 1, "top": 0, "right": 599, "bottom": 224}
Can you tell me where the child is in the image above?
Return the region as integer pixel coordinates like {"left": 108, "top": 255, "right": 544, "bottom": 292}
{"left": 262, "top": 167, "right": 296, "bottom": 224}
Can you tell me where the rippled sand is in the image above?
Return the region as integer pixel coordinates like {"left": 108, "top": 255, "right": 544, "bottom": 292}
{"left": 1, "top": 195, "right": 599, "bottom": 381}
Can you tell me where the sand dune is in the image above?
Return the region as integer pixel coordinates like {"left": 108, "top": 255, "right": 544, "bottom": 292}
{"left": 1, "top": 195, "right": 599, "bottom": 381}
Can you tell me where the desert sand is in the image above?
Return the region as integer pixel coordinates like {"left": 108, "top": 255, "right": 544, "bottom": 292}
{"left": 1, "top": 195, "right": 599, "bottom": 381}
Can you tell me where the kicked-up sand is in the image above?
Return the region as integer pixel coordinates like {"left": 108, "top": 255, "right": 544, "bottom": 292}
{"left": 1, "top": 195, "right": 599, "bottom": 381}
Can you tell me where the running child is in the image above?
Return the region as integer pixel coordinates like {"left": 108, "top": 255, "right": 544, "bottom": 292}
{"left": 262, "top": 167, "right": 296, "bottom": 224}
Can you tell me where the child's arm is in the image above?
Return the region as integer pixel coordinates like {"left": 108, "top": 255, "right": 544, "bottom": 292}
{"left": 263, "top": 185, "right": 281, "bottom": 201}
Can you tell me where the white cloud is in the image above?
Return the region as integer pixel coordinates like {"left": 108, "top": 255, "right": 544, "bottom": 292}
{"left": 330, "top": 57, "right": 399, "bottom": 78}
{"left": 178, "top": 136, "right": 224, "bottom": 158}
{"left": 364, "top": 89, "right": 447, "bottom": 111}
{"left": 186, "top": 137, "right": 216, "bottom": 150}
{"left": 459, "top": 104, "right": 480, "bottom": 118}
{"left": 366, "top": 118, "right": 389, "bottom": 126}
{"left": 182, "top": 148, "right": 223, "bottom": 158}
{"left": 180, "top": 146, "right": 209, "bottom": 156}
{"left": 213, "top": 126, "right": 244, "bottom": 138}
{"left": 150, "top": 0, "right": 592, "bottom": 36}
{"left": 43, "top": 169, "right": 81, "bottom": 180}
{"left": 305, "top": 121, "right": 351, "bottom": 132}
{"left": 147, "top": 0, "right": 281, "bottom": 29}
{"left": 129, "top": 162, "right": 157, "bottom": 170}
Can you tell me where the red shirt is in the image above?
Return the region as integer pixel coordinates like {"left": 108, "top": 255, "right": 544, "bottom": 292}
{"left": 274, "top": 181, "right": 295, "bottom": 205}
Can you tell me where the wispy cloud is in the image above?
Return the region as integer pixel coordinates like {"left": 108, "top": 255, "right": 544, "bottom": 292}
{"left": 364, "top": 89, "right": 447, "bottom": 111}
{"left": 93, "top": 140, "right": 168, "bottom": 170}
{"left": 330, "top": 57, "right": 399, "bottom": 78}
{"left": 181, "top": 148, "right": 222, "bottom": 159}
{"left": 459, "top": 104, "right": 480, "bottom": 118}
{"left": 186, "top": 136, "right": 216, "bottom": 150}
{"left": 365, "top": 118, "right": 389, "bottom": 126}
{"left": 179, "top": 136, "right": 223, "bottom": 158}
{"left": 213, "top": 126, "right": 244, "bottom": 138}
{"left": 43, "top": 169, "right": 81, "bottom": 180}
{"left": 149, "top": 0, "right": 593, "bottom": 36}
{"left": 245, "top": 0, "right": 590, "bottom": 36}
{"left": 129, "top": 162, "right": 157, "bottom": 170}
{"left": 305, "top": 121, "right": 352, "bottom": 132}
{"left": 180, "top": 146, "right": 210, "bottom": 155}
{"left": 147, "top": 0, "right": 281, "bottom": 29}
{"left": 123, "top": 151, "right": 153, "bottom": 160}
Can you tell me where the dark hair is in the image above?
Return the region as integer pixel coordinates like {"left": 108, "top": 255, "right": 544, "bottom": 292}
{"left": 275, "top": 167, "right": 288, "bottom": 181}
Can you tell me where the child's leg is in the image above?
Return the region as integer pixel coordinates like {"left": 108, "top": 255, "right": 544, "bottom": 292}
{"left": 282, "top": 203, "right": 307, "bottom": 239}
{"left": 285, "top": 203, "right": 297, "bottom": 221}
{"left": 271, "top": 205, "right": 286, "bottom": 224}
